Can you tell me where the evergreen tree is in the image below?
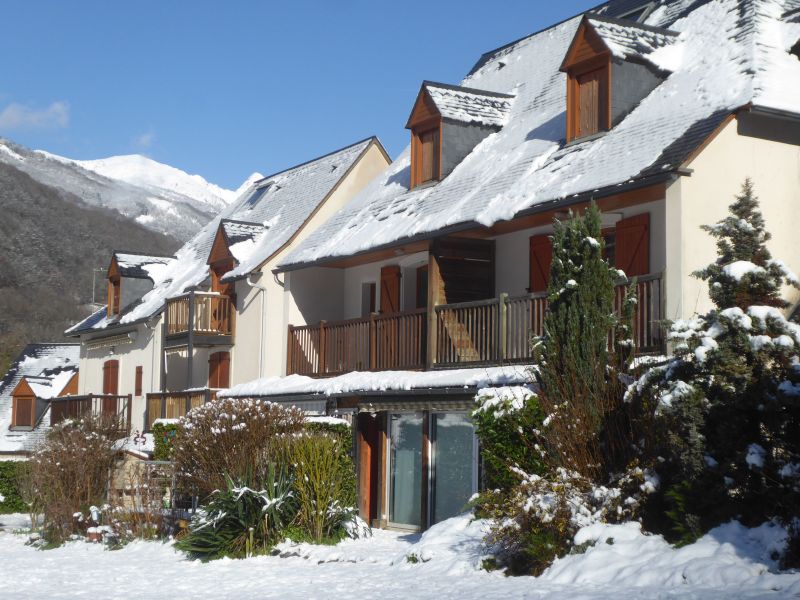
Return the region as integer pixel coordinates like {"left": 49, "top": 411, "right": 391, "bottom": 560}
{"left": 535, "top": 203, "right": 634, "bottom": 480}
{"left": 637, "top": 180, "right": 800, "bottom": 542}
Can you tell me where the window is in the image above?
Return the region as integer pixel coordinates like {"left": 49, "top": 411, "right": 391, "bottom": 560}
{"left": 12, "top": 396, "right": 34, "bottom": 428}
{"left": 244, "top": 183, "right": 271, "bottom": 209}
{"left": 134, "top": 366, "right": 143, "bottom": 397}
{"left": 361, "top": 282, "right": 377, "bottom": 317}
{"left": 418, "top": 128, "right": 440, "bottom": 185}
{"left": 102, "top": 360, "right": 119, "bottom": 395}
{"left": 108, "top": 276, "right": 121, "bottom": 316}
{"left": 208, "top": 351, "right": 230, "bottom": 389}
{"left": 568, "top": 63, "right": 609, "bottom": 141}
{"left": 529, "top": 234, "right": 553, "bottom": 293}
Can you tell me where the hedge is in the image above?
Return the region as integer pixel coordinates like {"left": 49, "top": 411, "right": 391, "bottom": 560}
{"left": 152, "top": 421, "right": 180, "bottom": 461}
{"left": 0, "top": 461, "right": 26, "bottom": 513}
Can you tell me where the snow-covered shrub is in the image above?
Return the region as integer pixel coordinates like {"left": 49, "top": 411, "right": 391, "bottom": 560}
{"left": 177, "top": 464, "right": 294, "bottom": 560}
{"left": 277, "top": 430, "right": 358, "bottom": 543}
{"left": 632, "top": 180, "right": 800, "bottom": 544}
{"left": 484, "top": 464, "right": 651, "bottom": 575}
{"left": 472, "top": 385, "right": 546, "bottom": 495}
{"left": 24, "top": 415, "right": 124, "bottom": 545}
{"left": 172, "top": 397, "right": 305, "bottom": 499}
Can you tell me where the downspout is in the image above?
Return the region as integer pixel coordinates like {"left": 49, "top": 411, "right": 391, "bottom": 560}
{"left": 246, "top": 273, "right": 268, "bottom": 379}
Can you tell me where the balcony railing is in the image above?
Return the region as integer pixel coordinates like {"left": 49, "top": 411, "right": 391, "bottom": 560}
{"left": 286, "top": 274, "right": 663, "bottom": 376}
{"left": 49, "top": 394, "right": 132, "bottom": 430}
{"left": 165, "top": 292, "right": 233, "bottom": 338}
{"left": 436, "top": 274, "right": 663, "bottom": 366}
{"left": 288, "top": 308, "right": 427, "bottom": 377}
{"left": 145, "top": 389, "right": 216, "bottom": 431}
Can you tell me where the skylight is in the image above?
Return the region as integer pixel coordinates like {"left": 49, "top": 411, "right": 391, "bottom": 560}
{"left": 245, "top": 183, "right": 272, "bottom": 209}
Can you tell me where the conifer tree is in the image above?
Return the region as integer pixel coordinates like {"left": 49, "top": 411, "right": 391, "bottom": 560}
{"left": 535, "top": 203, "right": 634, "bottom": 479}
{"left": 637, "top": 180, "right": 800, "bottom": 541}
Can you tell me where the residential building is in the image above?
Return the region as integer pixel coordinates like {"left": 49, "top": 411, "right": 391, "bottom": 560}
{"left": 220, "top": 0, "right": 800, "bottom": 531}
{"left": 0, "top": 343, "right": 81, "bottom": 459}
{"left": 66, "top": 138, "right": 391, "bottom": 432}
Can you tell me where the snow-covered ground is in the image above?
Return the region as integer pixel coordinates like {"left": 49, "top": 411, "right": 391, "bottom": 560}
{"left": 0, "top": 513, "right": 797, "bottom": 599}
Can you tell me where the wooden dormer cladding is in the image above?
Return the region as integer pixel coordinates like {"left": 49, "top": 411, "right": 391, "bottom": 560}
{"left": 107, "top": 256, "right": 121, "bottom": 317}
{"left": 561, "top": 21, "right": 611, "bottom": 141}
{"left": 406, "top": 88, "right": 442, "bottom": 188}
{"left": 208, "top": 226, "right": 236, "bottom": 296}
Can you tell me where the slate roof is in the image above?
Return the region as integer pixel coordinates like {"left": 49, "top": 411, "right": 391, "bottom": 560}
{"left": 114, "top": 252, "right": 176, "bottom": 279}
{"left": 583, "top": 15, "right": 678, "bottom": 64}
{"left": 0, "top": 343, "right": 80, "bottom": 454}
{"left": 67, "top": 137, "right": 385, "bottom": 335}
{"left": 420, "top": 82, "right": 514, "bottom": 128}
{"left": 277, "top": 0, "right": 800, "bottom": 270}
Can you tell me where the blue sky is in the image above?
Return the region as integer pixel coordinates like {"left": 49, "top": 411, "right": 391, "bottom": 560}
{"left": 0, "top": 0, "right": 599, "bottom": 189}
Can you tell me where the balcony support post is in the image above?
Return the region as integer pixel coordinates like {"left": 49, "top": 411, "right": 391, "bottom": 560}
{"left": 187, "top": 291, "right": 195, "bottom": 390}
{"left": 499, "top": 293, "right": 508, "bottom": 362}
{"left": 369, "top": 314, "right": 377, "bottom": 371}
{"left": 426, "top": 247, "right": 443, "bottom": 369}
{"left": 319, "top": 320, "right": 327, "bottom": 375}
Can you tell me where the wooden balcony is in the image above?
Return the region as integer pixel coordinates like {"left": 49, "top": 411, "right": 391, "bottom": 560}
{"left": 145, "top": 389, "right": 216, "bottom": 431}
{"left": 288, "top": 309, "right": 427, "bottom": 377}
{"left": 287, "top": 274, "right": 663, "bottom": 376}
{"left": 164, "top": 292, "right": 233, "bottom": 348}
{"left": 49, "top": 394, "right": 132, "bottom": 431}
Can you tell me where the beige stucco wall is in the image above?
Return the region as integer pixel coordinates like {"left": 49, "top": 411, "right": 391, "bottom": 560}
{"left": 664, "top": 114, "right": 800, "bottom": 322}
{"left": 78, "top": 316, "right": 163, "bottom": 432}
{"left": 231, "top": 141, "right": 391, "bottom": 382}
{"left": 493, "top": 199, "right": 667, "bottom": 297}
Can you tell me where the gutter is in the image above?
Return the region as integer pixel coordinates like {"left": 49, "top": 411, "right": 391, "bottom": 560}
{"left": 747, "top": 105, "right": 800, "bottom": 123}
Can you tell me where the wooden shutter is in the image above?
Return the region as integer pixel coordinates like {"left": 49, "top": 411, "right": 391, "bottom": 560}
{"left": 208, "top": 352, "right": 230, "bottom": 389}
{"left": 577, "top": 66, "right": 608, "bottom": 138}
{"left": 420, "top": 128, "right": 440, "bottom": 183}
{"left": 102, "top": 360, "right": 119, "bottom": 395}
{"left": 380, "top": 265, "right": 402, "bottom": 314}
{"left": 615, "top": 213, "right": 650, "bottom": 277}
{"left": 529, "top": 235, "right": 553, "bottom": 293}
{"left": 134, "top": 366, "right": 143, "bottom": 397}
{"left": 14, "top": 397, "right": 33, "bottom": 427}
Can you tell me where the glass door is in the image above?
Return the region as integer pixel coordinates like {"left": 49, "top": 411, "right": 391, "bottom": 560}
{"left": 388, "top": 413, "right": 423, "bottom": 528}
{"left": 431, "top": 413, "right": 476, "bottom": 524}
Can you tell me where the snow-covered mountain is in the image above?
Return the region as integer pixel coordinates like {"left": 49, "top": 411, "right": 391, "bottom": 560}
{"left": 0, "top": 138, "right": 261, "bottom": 241}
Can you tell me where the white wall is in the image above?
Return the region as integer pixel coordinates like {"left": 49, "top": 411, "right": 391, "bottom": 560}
{"left": 493, "top": 198, "right": 667, "bottom": 297}
{"left": 664, "top": 114, "right": 800, "bottom": 321}
{"left": 78, "top": 316, "right": 163, "bottom": 432}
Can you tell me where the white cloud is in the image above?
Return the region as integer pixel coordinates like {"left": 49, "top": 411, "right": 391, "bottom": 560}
{"left": 134, "top": 131, "right": 156, "bottom": 149}
{"left": 0, "top": 101, "right": 70, "bottom": 130}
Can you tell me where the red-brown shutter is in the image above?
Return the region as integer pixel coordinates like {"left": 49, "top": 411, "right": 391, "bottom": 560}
{"left": 14, "top": 397, "right": 33, "bottom": 427}
{"left": 208, "top": 352, "right": 230, "bottom": 389}
{"left": 134, "top": 366, "right": 143, "bottom": 397}
{"left": 380, "top": 265, "right": 402, "bottom": 314}
{"left": 529, "top": 235, "right": 553, "bottom": 293}
{"left": 615, "top": 213, "right": 650, "bottom": 277}
{"left": 103, "top": 360, "right": 119, "bottom": 395}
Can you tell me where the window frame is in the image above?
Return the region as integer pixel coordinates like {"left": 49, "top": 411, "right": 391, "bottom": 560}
{"left": 410, "top": 118, "right": 442, "bottom": 189}
{"left": 566, "top": 55, "right": 611, "bottom": 142}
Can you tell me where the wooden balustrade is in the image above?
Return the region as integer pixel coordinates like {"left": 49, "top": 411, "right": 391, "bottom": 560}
{"left": 145, "top": 389, "right": 215, "bottom": 431}
{"left": 50, "top": 394, "right": 132, "bottom": 431}
{"left": 166, "top": 292, "right": 233, "bottom": 337}
{"left": 287, "top": 275, "right": 663, "bottom": 376}
{"left": 288, "top": 309, "right": 426, "bottom": 377}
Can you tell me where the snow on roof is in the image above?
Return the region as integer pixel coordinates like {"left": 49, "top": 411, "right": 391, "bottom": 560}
{"left": 67, "top": 138, "right": 379, "bottom": 335}
{"left": 422, "top": 82, "right": 514, "bottom": 128}
{"left": 220, "top": 219, "right": 267, "bottom": 264}
{"left": 113, "top": 432, "right": 155, "bottom": 459}
{"left": 219, "top": 365, "right": 532, "bottom": 399}
{"left": 278, "top": 0, "right": 800, "bottom": 270}
{"left": 114, "top": 252, "right": 176, "bottom": 280}
{"left": 584, "top": 15, "right": 678, "bottom": 63}
{"left": 0, "top": 344, "right": 79, "bottom": 453}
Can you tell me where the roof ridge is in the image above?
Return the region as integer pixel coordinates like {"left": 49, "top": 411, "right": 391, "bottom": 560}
{"left": 253, "top": 136, "right": 379, "bottom": 185}
{"left": 586, "top": 12, "right": 680, "bottom": 35}
{"left": 221, "top": 218, "right": 266, "bottom": 227}
{"left": 422, "top": 80, "right": 516, "bottom": 98}
{"left": 113, "top": 250, "right": 177, "bottom": 260}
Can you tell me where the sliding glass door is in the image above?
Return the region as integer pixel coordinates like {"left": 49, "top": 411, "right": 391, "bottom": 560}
{"left": 388, "top": 413, "right": 423, "bottom": 528}
{"left": 431, "top": 413, "right": 476, "bottom": 524}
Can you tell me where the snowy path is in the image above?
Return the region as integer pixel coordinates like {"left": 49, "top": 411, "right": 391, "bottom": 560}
{"left": 0, "top": 514, "right": 797, "bottom": 599}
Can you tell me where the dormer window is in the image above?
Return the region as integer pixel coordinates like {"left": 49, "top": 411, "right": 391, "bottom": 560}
{"left": 406, "top": 81, "right": 513, "bottom": 189}
{"left": 108, "top": 266, "right": 121, "bottom": 317}
{"left": 561, "top": 16, "right": 677, "bottom": 143}
{"left": 106, "top": 252, "right": 174, "bottom": 318}
{"left": 208, "top": 219, "right": 265, "bottom": 294}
